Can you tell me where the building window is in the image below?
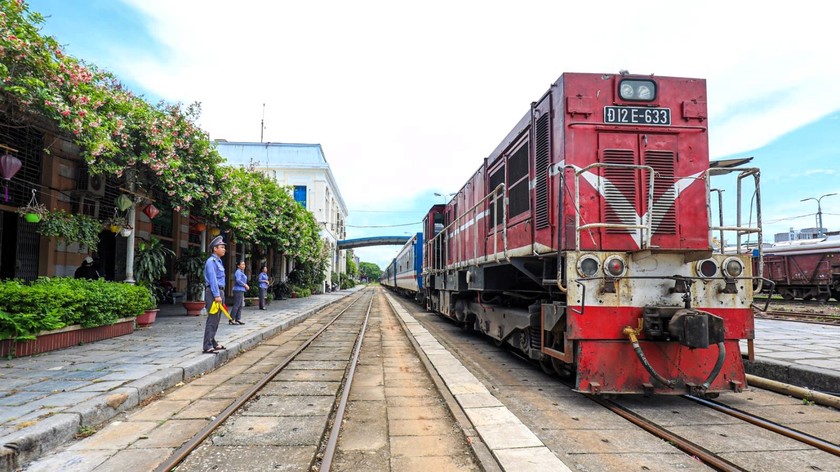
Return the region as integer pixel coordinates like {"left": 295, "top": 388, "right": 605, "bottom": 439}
{"left": 294, "top": 185, "right": 307, "bottom": 208}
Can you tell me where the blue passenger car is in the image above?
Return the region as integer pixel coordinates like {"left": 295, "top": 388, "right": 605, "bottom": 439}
{"left": 380, "top": 232, "right": 424, "bottom": 301}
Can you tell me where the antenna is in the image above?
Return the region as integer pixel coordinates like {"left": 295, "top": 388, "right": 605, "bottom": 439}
{"left": 260, "top": 103, "right": 265, "bottom": 143}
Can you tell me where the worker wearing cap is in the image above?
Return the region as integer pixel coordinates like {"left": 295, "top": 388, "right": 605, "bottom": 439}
{"left": 74, "top": 256, "right": 100, "bottom": 280}
{"left": 203, "top": 235, "right": 227, "bottom": 354}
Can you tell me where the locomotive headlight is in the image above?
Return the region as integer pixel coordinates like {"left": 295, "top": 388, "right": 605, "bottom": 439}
{"left": 618, "top": 79, "right": 657, "bottom": 102}
{"left": 577, "top": 255, "right": 600, "bottom": 277}
{"left": 696, "top": 259, "right": 718, "bottom": 278}
{"left": 603, "top": 256, "right": 627, "bottom": 277}
{"left": 723, "top": 257, "right": 744, "bottom": 278}
{"left": 619, "top": 83, "right": 635, "bottom": 99}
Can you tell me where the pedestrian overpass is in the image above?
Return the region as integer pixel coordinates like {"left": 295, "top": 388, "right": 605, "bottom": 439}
{"left": 337, "top": 236, "right": 410, "bottom": 250}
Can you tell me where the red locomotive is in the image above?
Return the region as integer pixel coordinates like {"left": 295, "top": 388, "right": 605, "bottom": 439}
{"left": 422, "top": 72, "right": 764, "bottom": 395}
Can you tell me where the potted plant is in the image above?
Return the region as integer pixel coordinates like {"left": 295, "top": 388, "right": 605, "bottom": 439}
{"left": 175, "top": 247, "right": 207, "bottom": 316}
{"left": 105, "top": 214, "right": 129, "bottom": 234}
{"left": 133, "top": 237, "right": 174, "bottom": 325}
{"left": 17, "top": 202, "right": 49, "bottom": 224}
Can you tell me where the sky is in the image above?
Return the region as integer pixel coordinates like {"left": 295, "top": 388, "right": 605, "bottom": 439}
{"left": 27, "top": 0, "right": 840, "bottom": 269}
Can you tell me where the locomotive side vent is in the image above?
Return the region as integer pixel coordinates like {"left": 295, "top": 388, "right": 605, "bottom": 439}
{"left": 644, "top": 150, "right": 676, "bottom": 234}
{"left": 602, "top": 149, "right": 636, "bottom": 234}
{"left": 535, "top": 114, "right": 550, "bottom": 229}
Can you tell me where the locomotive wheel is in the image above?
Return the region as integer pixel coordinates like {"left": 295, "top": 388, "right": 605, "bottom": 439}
{"left": 781, "top": 291, "right": 794, "bottom": 301}
{"left": 551, "top": 356, "right": 572, "bottom": 378}
{"left": 539, "top": 357, "right": 555, "bottom": 376}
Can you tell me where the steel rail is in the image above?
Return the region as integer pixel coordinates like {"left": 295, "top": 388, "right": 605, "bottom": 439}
{"left": 684, "top": 394, "right": 840, "bottom": 457}
{"left": 319, "top": 294, "right": 374, "bottom": 471}
{"left": 588, "top": 395, "right": 747, "bottom": 472}
{"left": 756, "top": 310, "right": 840, "bottom": 325}
{"left": 154, "top": 290, "right": 371, "bottom": 472}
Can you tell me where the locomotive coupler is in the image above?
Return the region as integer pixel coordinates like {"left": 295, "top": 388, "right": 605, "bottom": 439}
{"left": 642, "top": 307, "right": 724, "bottom": 349}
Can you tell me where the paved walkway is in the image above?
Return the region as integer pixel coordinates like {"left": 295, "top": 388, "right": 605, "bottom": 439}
{"left": 0, "top": 289, "right": 359, "bottom": 470}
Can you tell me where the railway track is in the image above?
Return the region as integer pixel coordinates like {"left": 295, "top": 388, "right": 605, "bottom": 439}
{"left": 389, "top": 294, "right": 840, "bottom": 471}
{"left": 598, "top": 394, "right": 840, "bottom": 472}
{"left": 154, "top": 290, "right": 374, "bottom": 472}
{"left": 755, "top": 309, "right": 840, "bottom": 325}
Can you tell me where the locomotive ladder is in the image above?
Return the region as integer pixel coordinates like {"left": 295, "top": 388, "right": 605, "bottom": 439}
{"left": 705, "top": 166, "right": 764, "bottom": 282}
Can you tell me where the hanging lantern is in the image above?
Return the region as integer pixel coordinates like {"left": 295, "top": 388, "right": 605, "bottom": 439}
{"left": 0, "top": 153, "right": 22, "bottom": 202}
{"left": 209, "top": 227, "right": 221, "bottom": 237}
{"left": 143, "top": 203, "right": 160, "bottom": 220}
{"left": 114, "top": 194, "right": 133, "bottom": 212}
{"left": 194, "top": 223, "right": 207, "bottom": 232}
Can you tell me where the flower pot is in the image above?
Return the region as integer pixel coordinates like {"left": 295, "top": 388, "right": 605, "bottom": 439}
{"left": 24, "top": 213, "right": 41, "bottom": 223}
{"left": 182, "top": 300, "right": 206, "bottom": 316}
{"left": 120, "top": 226, "right": 133, "bottom": 237}
{"left": 110, "top": 224, "right": 121, "bottom": 233}
{"left": 136, "top": 308, "right": 159, "bottom": 327}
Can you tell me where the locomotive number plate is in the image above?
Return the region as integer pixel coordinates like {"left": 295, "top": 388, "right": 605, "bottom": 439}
{"left": 604, "top": 106, "right": 671, "bottom": 126}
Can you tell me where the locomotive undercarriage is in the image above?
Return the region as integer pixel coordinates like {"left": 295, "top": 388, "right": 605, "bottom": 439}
{"left": 425, "top": 251, "right": 751, "bottom": 395}
{"left": 425, "top": 256, "right": 575, "bottom": 378}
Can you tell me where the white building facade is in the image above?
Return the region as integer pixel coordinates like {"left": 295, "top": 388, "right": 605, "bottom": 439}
{"left": 214, "top": 141, "right": 348, "bottom": 293}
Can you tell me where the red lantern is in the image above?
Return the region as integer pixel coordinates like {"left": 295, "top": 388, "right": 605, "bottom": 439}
{"left": 194, "top": 223, "right": 207, "bottom": 232}
{"left": 0, "top": 153, "right": 22, "bottom": 202}
{"left": 143, "top": 204, "right": 160, "bottom": 220}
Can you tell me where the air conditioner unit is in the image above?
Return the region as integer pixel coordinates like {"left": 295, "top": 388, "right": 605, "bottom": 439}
{"left": 77, "top": 195, "right": 101, "bottom": 219}
{"left": 77, "top": 167, "right": 105, "bottom": 197}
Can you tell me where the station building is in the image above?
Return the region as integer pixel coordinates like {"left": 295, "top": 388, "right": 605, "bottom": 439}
{"left": 213, "top": 141, "right": 348, "bottom": 293}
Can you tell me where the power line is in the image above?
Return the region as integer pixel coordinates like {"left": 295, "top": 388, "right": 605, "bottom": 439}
{"left": 347, "top": 222, "right": 420, "bottom": 228}
{"left": 350, "top": 210, "right": 425, "bottom": 214}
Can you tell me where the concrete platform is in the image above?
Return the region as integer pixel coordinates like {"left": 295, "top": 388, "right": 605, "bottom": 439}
{"left": 4, "top": 292, "right": 840, "bottom": 472}
{"left": 0, "top": 289, "right": 359, "bottom": 470}
{"left": 742, "top": 318, "right": 840, "bottom": 394}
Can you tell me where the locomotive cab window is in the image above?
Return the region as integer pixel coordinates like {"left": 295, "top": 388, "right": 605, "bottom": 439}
{"left": 618, "top": 79, "right": 657, "bottom": 102}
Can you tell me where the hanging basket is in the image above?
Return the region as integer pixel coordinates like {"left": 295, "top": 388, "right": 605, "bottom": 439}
{"left": 120, "top": 225, "right": 133, "bottom": 237}
{"left": 17, "top": 190, "right": 48, "bottom": 223}
{"left": 110, "top": 224, "right": 121, "bottom": 234}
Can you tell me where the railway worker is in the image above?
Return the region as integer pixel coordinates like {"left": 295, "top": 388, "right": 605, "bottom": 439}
{"left": 203, "top": 235, "right": 227, "bottom": 354}
{"left": 258, "top": 265, "right": 270, "bottom": 310}
{"left": 231, "top": 260, "right": 249, "bottom": 325}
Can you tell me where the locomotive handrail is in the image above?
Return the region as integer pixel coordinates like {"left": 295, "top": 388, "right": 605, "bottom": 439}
{"left": 705, "top": 166, "right": 764, "bottom": 288}
{"left": 570, "top": 163, "right": 656, "bottom": 251}
{"left": 424, "top": 183, "right": 506, "bottom": 276}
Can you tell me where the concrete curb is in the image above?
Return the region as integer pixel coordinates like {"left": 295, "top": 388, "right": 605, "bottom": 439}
{"left": 0, "top": 291, "right": 356, "bottom": 472}
{"left": 745, "top": 359, "right": 840, "bottom": 394}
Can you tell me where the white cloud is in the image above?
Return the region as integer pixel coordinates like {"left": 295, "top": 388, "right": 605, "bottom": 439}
{"left": 102, "top": 0, "right": 840, "bottom": 266}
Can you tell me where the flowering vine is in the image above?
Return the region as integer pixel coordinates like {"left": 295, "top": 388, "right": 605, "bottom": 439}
{"left": 0, "top": 1, "right": 325, "bottom": 268}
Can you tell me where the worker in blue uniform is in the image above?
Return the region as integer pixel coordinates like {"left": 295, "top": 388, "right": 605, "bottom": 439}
{"left": 231, "top": 260, "right": 249, "bottom": 325}
{"left": 203, "top": 235, "right": 227, "bottom": 354}
{"left": 258, "top": 265, "right": 270, "bottom": 309}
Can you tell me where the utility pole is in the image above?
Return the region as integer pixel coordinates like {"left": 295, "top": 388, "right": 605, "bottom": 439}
{"left": 260, "top": 103, "right": 265, "bottom": 143}
{"left": 801, "top": 193, "right": 837, "bottom": 238}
